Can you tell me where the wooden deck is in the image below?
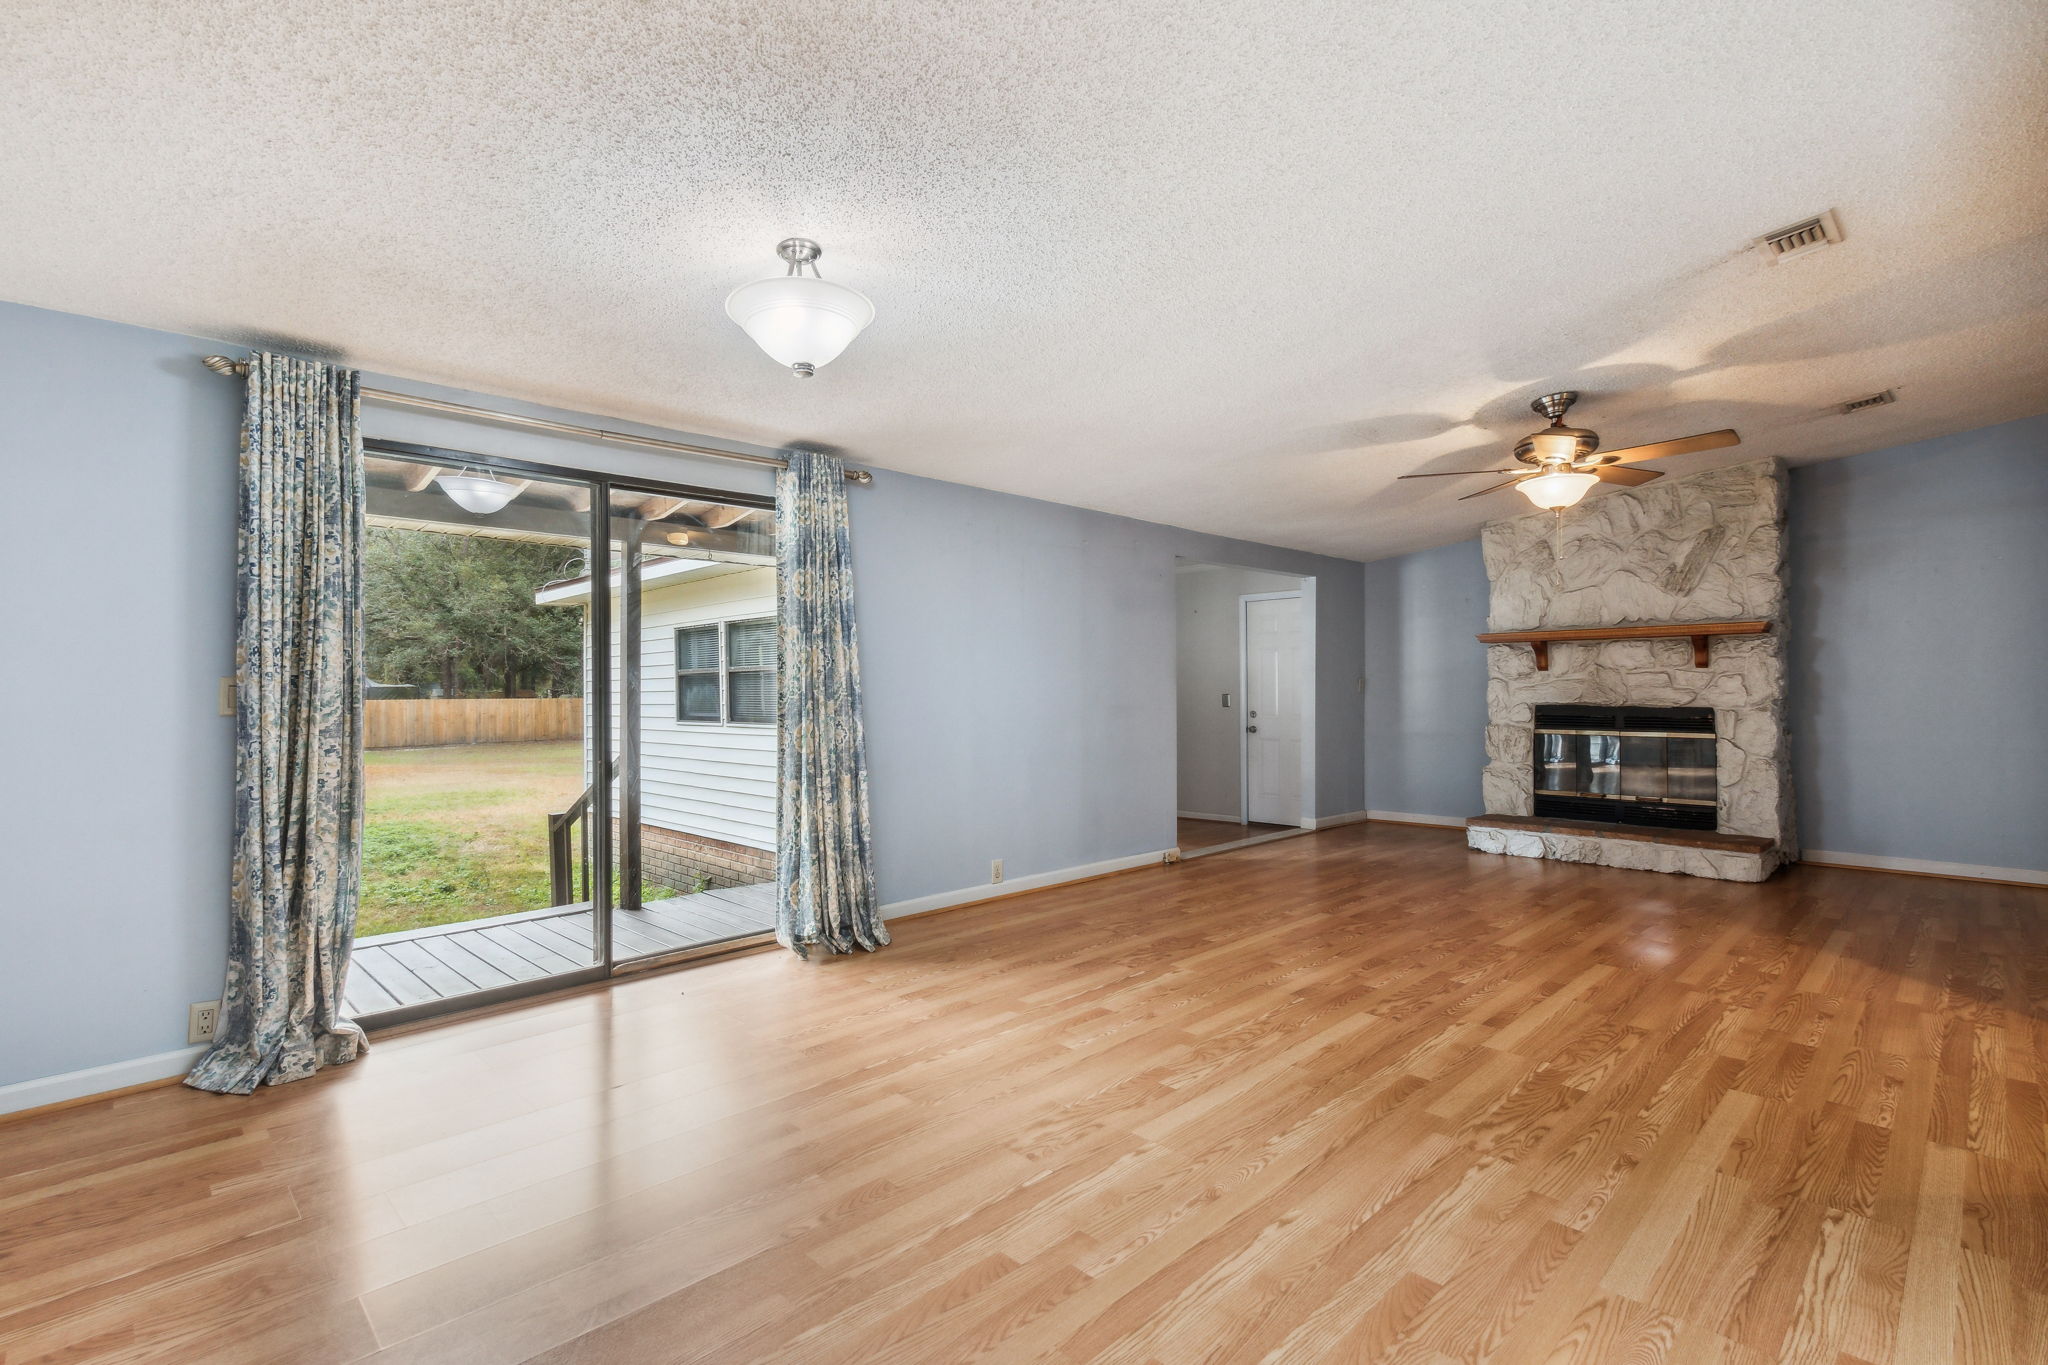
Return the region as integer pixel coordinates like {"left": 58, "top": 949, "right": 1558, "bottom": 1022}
{"left": 343, "top": 881, "right": 777, "bottom": 1016}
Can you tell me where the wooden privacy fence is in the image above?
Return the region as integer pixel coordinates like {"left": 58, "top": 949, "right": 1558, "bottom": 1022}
{"left": 365, "top": 698, "right": 583, "bottom": 749}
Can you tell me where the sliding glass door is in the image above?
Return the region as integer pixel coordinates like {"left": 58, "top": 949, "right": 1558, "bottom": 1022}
{"left": 348, "top": 448, "right": 604, "bottom": 1021}
{"left": 606, "top": 488, "right": 780, "bottom": 968}
{"left": 343, "top": 440, "right": 777, "bottom": 1026}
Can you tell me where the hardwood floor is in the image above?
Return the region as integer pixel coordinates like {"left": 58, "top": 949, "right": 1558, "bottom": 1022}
{"left": 4, "top": 822, "right": 2045, "bottom": 1364}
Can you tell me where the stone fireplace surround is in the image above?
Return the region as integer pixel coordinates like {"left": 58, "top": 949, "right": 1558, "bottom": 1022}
{"left": 1467, "top": 458, "right": 1796, "bottom": 882}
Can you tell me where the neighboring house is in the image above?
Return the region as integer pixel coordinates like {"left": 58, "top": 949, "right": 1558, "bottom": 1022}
{"left": 538, "top": 558, "right": 776, "bottom": 891}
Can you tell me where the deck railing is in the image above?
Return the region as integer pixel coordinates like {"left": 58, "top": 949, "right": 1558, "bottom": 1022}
{"left": 547, "top": 782, "right": 594, "bottom": 908}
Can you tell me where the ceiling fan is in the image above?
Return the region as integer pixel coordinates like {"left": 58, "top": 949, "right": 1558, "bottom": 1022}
{"left": 1398, "top": 392, "right": 1740, "bottom": 510}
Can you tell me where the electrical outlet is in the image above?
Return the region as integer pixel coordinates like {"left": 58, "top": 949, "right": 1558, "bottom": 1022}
{"left": 188, "top": 1001, "right": 220, "bottom": 1045}
{"left": 990, "top": 859, "right": 1003, "bottom": 884}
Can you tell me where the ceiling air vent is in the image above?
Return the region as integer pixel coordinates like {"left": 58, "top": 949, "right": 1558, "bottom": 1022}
{"left": 1759, "top": 209, "right": 1843, "bottom": 262}
{"left": 1837, "top": 389, "right": 1897, "bottom": 414}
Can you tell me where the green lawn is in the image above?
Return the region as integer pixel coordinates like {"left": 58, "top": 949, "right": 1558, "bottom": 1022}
{"left": 359, "top": 740, "right": 590, "bottom": 938}
{"left": 359, "top": 739, "right": 697, "bottom": 938}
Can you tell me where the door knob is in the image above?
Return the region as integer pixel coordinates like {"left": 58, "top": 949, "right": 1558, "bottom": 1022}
{"left": 1246, "top": 725, "right": 1258, "bottom": 733}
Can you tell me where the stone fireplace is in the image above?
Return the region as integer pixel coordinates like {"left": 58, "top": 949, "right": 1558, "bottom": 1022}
{"left": 1467, "top": 457, "right": 1795, "bottom": 881}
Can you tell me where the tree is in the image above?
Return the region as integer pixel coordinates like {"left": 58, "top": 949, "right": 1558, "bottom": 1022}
{"left": 364, "top": 528, "right": 586, "bottom": 697}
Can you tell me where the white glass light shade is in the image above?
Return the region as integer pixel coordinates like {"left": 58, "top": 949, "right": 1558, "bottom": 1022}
{"left": 437, "top": 471, "right": 520, "bottom": 515}
{"left": 1517, "top": 470, "right": 1600, "bottom": 511}
{"left": 1528, "top": 430, "right": 1581, "bottom": 463}
{"left": 725, "top": 275, "right": 875, "bottom": 374}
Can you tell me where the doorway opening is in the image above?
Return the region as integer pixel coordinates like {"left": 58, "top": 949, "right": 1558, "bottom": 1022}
{"left": 1173, "top": 561, "right": 1316, "bottom": 858}
{"left": 343, "top": 439, "right": 779, "bottom": 1027}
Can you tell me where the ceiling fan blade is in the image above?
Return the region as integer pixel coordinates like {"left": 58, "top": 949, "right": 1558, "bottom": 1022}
{"left": 1599, "top": 429, "right": 1740, "bottom": 465}
{"left": 1457, "top": 475, "right": 1532, "bottom": 500}
{"left": 1396, "top": 469, "right": 1522, "bottom": 479}
{"left": 1593, "top": 465, "right": 1663, "bottom": 486}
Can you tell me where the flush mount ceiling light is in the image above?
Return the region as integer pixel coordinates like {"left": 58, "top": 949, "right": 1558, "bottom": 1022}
{"left": 436, "top": 467, "right": 522, "bottom": 515}
{"left": 725, "top": 238, "right": 875, "bottom": 378}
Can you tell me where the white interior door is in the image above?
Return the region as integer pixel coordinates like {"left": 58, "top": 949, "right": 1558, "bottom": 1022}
{"left": 1243, "top": 594, "right": 1303, "bottom": 825}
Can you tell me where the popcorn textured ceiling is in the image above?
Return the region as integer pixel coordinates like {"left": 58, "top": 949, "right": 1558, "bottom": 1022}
{"left": 2, "top": 0, "right": 2045, "bottom": 558}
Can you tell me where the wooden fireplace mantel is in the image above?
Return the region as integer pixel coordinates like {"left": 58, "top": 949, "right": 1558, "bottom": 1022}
{"left": 1475, "top": 619, "right": 1770, "bottom": 670}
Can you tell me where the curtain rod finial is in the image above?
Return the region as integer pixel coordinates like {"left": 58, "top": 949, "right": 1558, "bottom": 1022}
{"left": 202, "top": 355, "right": 249, "bottom": 376}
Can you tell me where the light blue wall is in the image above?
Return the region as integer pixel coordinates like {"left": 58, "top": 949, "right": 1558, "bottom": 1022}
{"left": 1361, "top": 538, "right": 1489, "bottom": 819}
{"left": 1789, "top": 416, "right": 2048, "bottom": 871}
{"left": 0, "top": 298, "right": 1365, "bottom": 1089}
{"left": 854, "top": 479, "right": 1364, "bottom": 908}
{"left": 0, "top": 305, "right": 244, "bottom": 1092}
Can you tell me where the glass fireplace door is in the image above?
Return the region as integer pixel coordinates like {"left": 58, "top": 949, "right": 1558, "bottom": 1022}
{"left": 1532, "top": 705, "right": 1716, "bottom": 831}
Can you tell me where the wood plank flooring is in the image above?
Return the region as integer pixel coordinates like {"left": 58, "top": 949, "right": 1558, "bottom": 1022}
{"left": 344, "top": 883, "right": 777, "bottom": 1016}
{"left": 4, "top": 822, "right": 2045, "bottom": 1364}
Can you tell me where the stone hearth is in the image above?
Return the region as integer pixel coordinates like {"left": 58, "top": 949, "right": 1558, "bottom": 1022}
{"left": 1471, "top": 458, "right": 1795, "bottom": 881}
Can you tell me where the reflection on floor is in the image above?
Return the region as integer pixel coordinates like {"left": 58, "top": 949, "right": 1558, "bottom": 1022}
{"left": 1176, "top": 817, "right": 1294, "bottom": 850}
{"left": 343, "top": 881, "right": 776, "bottom": 1016}
{"left": 24, "top": 826, "right": 2043, "bottom": 1361}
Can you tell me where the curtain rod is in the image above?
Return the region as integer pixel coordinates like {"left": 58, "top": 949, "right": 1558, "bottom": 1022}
{"left": 200, "top": 355, "right": 871, "bottom": 485}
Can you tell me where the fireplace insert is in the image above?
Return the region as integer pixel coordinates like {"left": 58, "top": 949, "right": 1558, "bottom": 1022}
{"left": 1532, "top": 704, "right": 1716, "bottom": 831}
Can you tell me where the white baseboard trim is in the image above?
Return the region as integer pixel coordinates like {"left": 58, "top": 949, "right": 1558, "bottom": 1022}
{"left": 1364, "top": 810, "right": 1468, "bottom": 829}
{"left": 1176, "top": 810, "right": 1244, "bottom": 824}
{"left": 1800, "top": 849, "right": 2048, "bottom": 887}
{"left": 1301, "top": 810, "right": 1370, "bottom": 830}
{"left": 0, "top": 1045, "right": 205, "bottom": 1118}
{"left": 882, "top": 849, "right": 1174, "bottom": 921}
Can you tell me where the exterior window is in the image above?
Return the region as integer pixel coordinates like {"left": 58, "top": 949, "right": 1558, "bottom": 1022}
{"left": 675, "top": 625, "right": 722, "bottom": 721}
{"left": 675, "top": 617, "right": 776, "bottom": 724}
{"left": 725, "top": 619, "right": 776, "bottom": 724}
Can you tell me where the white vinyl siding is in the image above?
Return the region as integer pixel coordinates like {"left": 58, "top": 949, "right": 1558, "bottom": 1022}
{"left": 586, "top": 564, "right": 778, "bottom": 852}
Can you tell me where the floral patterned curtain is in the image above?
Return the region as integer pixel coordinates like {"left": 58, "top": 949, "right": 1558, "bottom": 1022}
{"left": 187, "top": 353, "right": 368, "bottom": 1093}
{"left": 774, "top": 450, "right": 885, "bottom": 956}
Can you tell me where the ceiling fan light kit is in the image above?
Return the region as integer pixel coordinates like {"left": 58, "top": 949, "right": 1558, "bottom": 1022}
{"left": 1517, "top": 469, "right": 1601, "bottom": 510}
{"left": 1396, "top": 389, "right": 1742, "bottom": 512}
{"left": 725, "top": 237, "right": 875, "bottom": 377}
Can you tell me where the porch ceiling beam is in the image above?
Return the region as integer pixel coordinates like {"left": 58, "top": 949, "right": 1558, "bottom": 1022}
{"left": 637, "top": 496, "right": 691, "bottom": 521}
{"left": 364, "top": 486, "right": 762, "bottom": 557}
